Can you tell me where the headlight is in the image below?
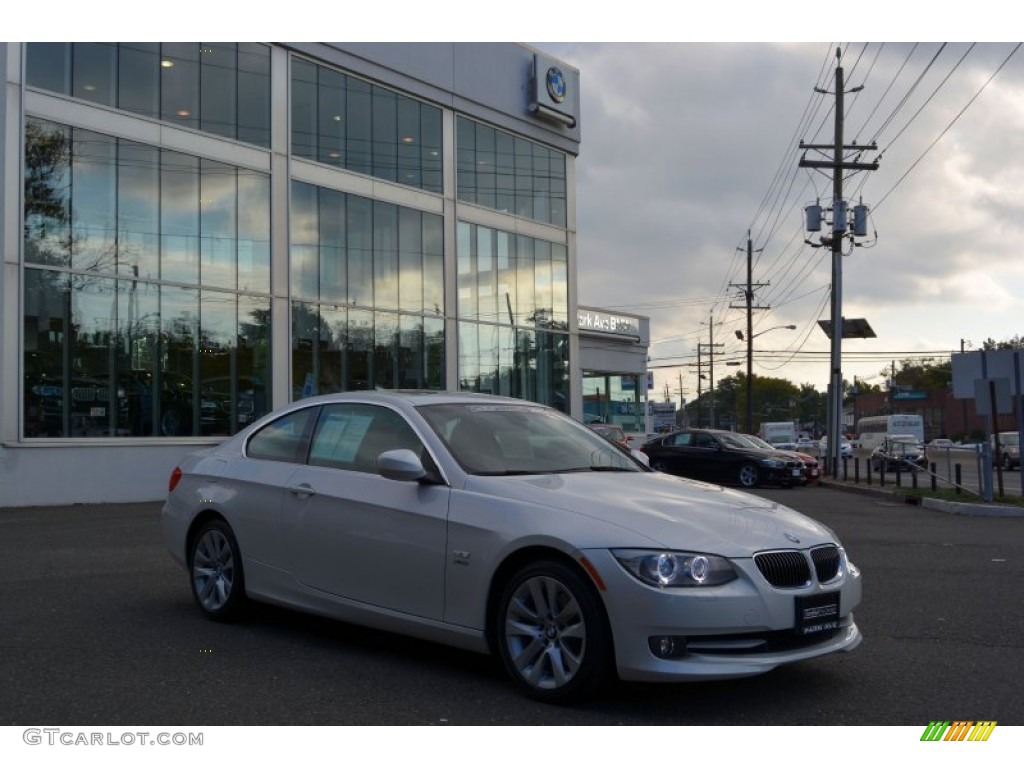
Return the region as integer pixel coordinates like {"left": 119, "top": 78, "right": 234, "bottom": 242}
{"left": 612, "top": 549, "right": 737, "bottom": 588}
{"left": 759, "top": 458, "right": 784, "bottom": 468}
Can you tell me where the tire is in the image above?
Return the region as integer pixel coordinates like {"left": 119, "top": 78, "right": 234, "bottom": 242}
{"left": 189, "top": 519, "right": 246, "bottom": 621}
{"left": 1004, "top": 455, "right": 1013, "bottom": 471}
{"left": 651, "top": 459, "right": 667, "bottom": 473}
{"left": 495, "top": 560, "right": 612, "bottom": 703}
{"left": 737, "top": 462, "right": 760, "bottom": 488}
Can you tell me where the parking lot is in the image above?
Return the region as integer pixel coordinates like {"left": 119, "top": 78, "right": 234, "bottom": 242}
{"left": 1, "top": 485, "right": 1022, "bottom": 725}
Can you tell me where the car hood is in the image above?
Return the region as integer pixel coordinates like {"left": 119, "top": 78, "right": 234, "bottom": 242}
{"left": 463, "top": 471, "right": 837, "bottom": 556}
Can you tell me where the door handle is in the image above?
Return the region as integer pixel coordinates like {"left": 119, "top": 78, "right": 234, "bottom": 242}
{"left": 287, "top": 483, "right": 316, "bottom": 498}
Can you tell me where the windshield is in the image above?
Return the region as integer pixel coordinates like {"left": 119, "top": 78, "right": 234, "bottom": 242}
{"left": 418, "top": 403, "right": 644, "bottom": 475}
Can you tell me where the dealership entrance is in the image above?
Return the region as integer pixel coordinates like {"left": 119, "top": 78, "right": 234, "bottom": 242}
{"left": 577, "top": 307, "right": 650, "bottom": 432}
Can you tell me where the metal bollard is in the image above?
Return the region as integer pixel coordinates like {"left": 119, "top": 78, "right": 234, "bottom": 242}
{"left": 955, "top": 464, "right": 962, "bottom": 495}
{"left": 930, "top": 462, "right": 937, "bottom": 491}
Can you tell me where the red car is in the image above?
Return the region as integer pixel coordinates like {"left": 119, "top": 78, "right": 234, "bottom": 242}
{"left": 588, "top": 423, "right": 630, "bottom": 451}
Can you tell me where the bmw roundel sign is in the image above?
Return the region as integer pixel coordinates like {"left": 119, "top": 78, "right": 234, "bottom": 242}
{"left": 546, "top": 66, "right": 566, "bottom": 104}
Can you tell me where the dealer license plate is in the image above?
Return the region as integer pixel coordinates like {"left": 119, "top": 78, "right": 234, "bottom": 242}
{"left": 795, "top": 592, "right": 840, "bottom": 636}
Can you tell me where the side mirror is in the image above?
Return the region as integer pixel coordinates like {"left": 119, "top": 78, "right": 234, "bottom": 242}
{"left": 377, "top": 448, "right": 429, "bottom": 482}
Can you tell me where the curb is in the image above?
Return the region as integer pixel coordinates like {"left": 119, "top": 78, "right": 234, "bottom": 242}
{"left": 818, "top": 479, "right": 1024, "bottom": 517}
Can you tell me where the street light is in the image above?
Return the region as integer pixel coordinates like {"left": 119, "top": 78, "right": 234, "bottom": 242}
{"left": 735, "top": 324, "right": 797, "bottom": 435}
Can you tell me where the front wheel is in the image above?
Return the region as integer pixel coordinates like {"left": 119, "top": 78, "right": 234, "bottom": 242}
{"left": 737, "top": 462, "right": 760, "bottom": 488}
{"left": 495, "top": 560, "right": 612, "bottom": 703}
{"left": 189, "top": 519, "right": 246, "bottom": 621}
{"left": 650, "top": 459, "right": 667, "bottom": 472}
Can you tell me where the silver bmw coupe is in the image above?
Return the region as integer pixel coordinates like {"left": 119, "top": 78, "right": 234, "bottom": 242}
{"left": 163, "top": 390, "right": 862, "bottom": 702}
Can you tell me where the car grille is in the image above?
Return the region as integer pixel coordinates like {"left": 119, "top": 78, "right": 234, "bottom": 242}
{"left": 753, "top": 551, "right": 811, "bottom": 587}
{"left": 811, "top": 545, "right": 841, "bottom": 583}
{"left": 754, "top": 546, "right": 842, "bottom": 588}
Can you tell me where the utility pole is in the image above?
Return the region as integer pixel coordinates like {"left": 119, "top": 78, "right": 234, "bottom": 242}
{"left": 730, "top": 231, "right": 769, "bottom": 435}
{"left": 698, "top": 312, "right": 724, "bottom": 429}
{"left": 799, "top": 47, "right": 879, "bottom": 477}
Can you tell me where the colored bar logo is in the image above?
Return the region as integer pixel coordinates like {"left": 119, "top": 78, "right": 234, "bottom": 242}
{"left": 921, "top": 721, "right": 997, "bottom": 741}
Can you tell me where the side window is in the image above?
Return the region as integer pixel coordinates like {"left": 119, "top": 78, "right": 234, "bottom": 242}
{"left": 246, "top": 407, "right": 317, "bottom": 462}
{"left": 309, "top": 403, "right": 423, "bottom": 473}
{"left": 668, "top": 433, "right": 691, "bottom": 447}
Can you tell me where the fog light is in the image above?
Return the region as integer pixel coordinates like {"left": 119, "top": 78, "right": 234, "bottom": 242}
{"left": 649, "top": 635, "right": 688, "bottom": 658}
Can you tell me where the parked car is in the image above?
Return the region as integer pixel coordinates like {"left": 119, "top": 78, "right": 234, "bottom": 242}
{"left": 736, "top": 433, "right": 820, "bottom": 485}
{"left": 163, "top": 391, "right": 862, "bottom": 702}
{"left": 991, "top": 432, "right": 1021, "bottom": 470}
{"left": 795, "top": 437, "right": 819, "bottom": 454}
{"left": 641, "top": 428, "right": 805, "bottom": 488}
{"left": 588, "top": 423, "right": 629, "bottom": 450}
{"left": 819, "top": 436, "right": 854, "bottom": 460}
{"left": 870, "top": 435, "right": 927, "bottom": 472}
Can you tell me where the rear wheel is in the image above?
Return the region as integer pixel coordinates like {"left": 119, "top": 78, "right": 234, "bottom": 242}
{"left": 738, "top": 462, "right": 760, "bottom": 488}
{"left": 495, "top": 560, "right": 612, "bottom": 703}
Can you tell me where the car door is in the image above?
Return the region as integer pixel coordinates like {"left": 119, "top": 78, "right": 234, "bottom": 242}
{"left": 282, "top": 403, "right": 450, "bottom": 620}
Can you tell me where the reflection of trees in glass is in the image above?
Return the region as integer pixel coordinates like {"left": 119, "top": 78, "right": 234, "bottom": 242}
{"left": 24, "top": 120, "right": 71, "bottom": 267}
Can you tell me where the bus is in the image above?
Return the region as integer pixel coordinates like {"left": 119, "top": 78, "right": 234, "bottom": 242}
{"left": 856, "top": 414, "right": 924, "bottom": 451}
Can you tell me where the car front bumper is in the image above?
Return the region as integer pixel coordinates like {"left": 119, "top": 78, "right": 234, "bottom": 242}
{"left": 583, "top": 548, "right": 863, "bottom": 682}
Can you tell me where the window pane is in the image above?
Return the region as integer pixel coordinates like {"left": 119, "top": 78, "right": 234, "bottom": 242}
{"left": 24, "top": 269, "right": 70, "bottom": 437}
{"left": 477, "top": 226, "right": 497, "bottom": 323}
{"left": 160, "top": 151, "right": 200, "bottom": 285}
{"left": 291, "top": 58, "right": 318, "bottom": 159}
{"left": 495, "top": 131, "right": 515, "bottom": 214}
{"left": 198, "top": 290, "right": 236, "bottom": 435}
{"left": 347, "top": 309, "right": 373, "bottom": 390}
{"left": 456, "top": 221, "right": 474, "bottom": 320}
{"left": 71, "top": 129, "right": 116, "bottom": 273}
{"left": 237, "top": 293, "right": 271, "bottom": 427}
{"left": 24, "top": 119, "right": 72, "bottom": 267}
{"left": 374, "top": 311, "right": 399, "bottom": 389}
{"left": 237, "top": 43, "right": 271, "bottom": 147}
{"left": 319, "top": 188, "right": 346, "bottom": 304}
{"left": 551, "top": 243, "right": 568, "bottom": 326}
{"left": 424, "top": 316, "right": 445, "bottom": 390}
{"left": 475, "top": 123, "right": 496, "bottom": 209}
{"left": 514, "top": 235, "right": 534, "bottom": 325}
{"left": 371, "top": 86, "right": 397, "bottom": 182}
{"left": 346, "top": 79, "right": 372, "bottom": 176}
{"left": 200, "top": 159, "right": 237, "bottom": 289}
{"left": 238, "top": 169, "right": 270, "bottom": 293}
{"left": 421, "top": 105, "right": 443, "bottom": 194}
{"left": 423, "top": 214, "right": 444, "bottom": 318}
{"left": 200, "top": 43, "right": 238, "bottom": 140}
{"left": 118, "top": 43, "right": 160, "bottom": 117}
{"left": 398, "top": 314, "right": 424, "bottom": 388}
{"left": 534, "top": 239, "right": 552, "bottom": 326}
{"left": 118, "top": 141, "right": 160, "bottom": 280}
{"left": 398, "top": 208, "right": 422, "bottom": 311}
{"left": 119, "top": 279, "right": 161, "bottom": 437}
{"left": 73, "top": 42, "right": 117, "bottom": 107}
{"left": 161, "top": 43, "right": 199, "bottom": 130}
{"left": 26, "top": 43, "right": 71, "bottom": 93}
{"left": 292, "top": 302, "right": 321, "bottom": 399}
{"left": 456, "top": 116, "right": 476, "bottom": 205}
{"left": 347, "top": 196, "right": 373, "bottom": 307}
{"left": 68, "top": 274, "right": 118, "bottom": 435}
{"left": 396, "top": 97, "right": 420, "bottom": 188}
{"left": 318, "top": 67, "right": 346, "bottom": 166}
{"left": 318, "top": 304, "right": 346, "bottom": 395}
{"left": 290, "top": 181, "right": 318, "bottom": 300}
{"left": 160, "top": 285, "right": 199, "bottom": 436}
{"left": 373, "top": 201, "right": 398, "bottom": 310}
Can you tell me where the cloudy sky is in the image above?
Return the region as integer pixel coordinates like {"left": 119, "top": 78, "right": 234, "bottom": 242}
{"left": 531, "top": 39, "right": 1024, "bottom": 402}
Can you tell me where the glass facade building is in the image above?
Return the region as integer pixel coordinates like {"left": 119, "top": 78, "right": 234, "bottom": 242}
{"left": 1, "top": 42, "right": 582, "bottom": 505}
